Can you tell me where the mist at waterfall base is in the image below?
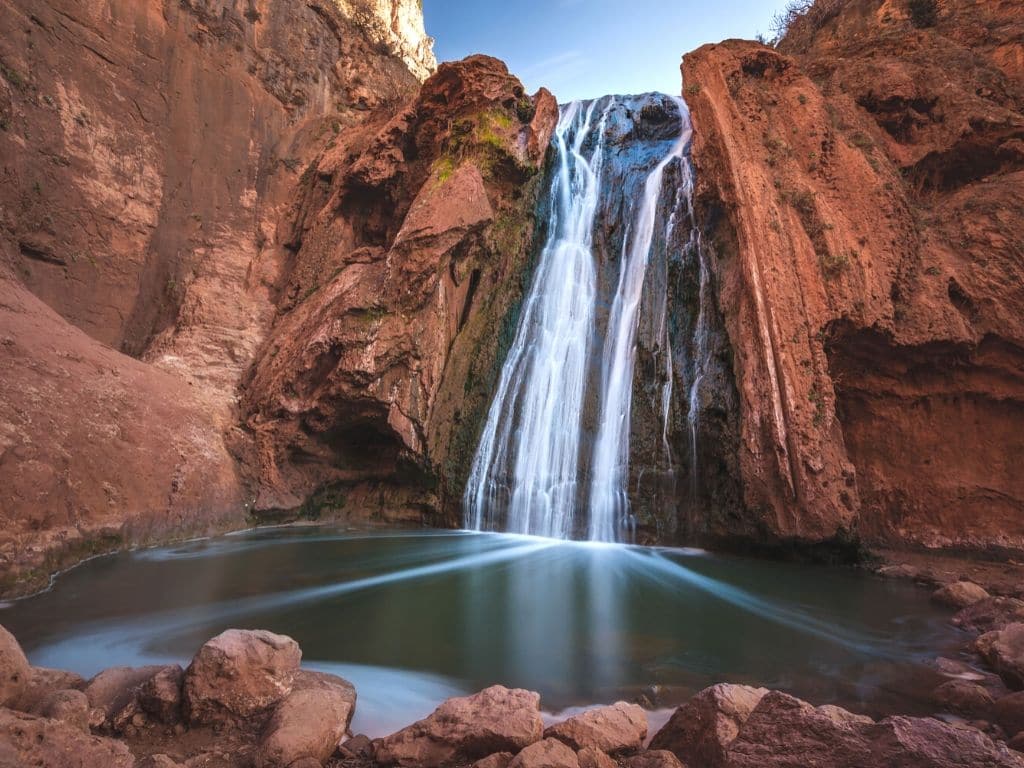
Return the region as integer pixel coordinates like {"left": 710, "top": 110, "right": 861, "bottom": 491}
{"left": 465, "top": 94, "right": 700, "bottom": 543}
{"left": 1, "top": 527, "right": 961, "bottom": 736}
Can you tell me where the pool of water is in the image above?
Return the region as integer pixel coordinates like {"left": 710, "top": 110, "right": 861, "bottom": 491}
{"left": 1, "top": 527, "right": 966, "bottom": 735}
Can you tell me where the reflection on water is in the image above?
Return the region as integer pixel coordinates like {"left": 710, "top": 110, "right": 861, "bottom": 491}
{"left": 1, "top": 527, "right": 964, "bottom": 735}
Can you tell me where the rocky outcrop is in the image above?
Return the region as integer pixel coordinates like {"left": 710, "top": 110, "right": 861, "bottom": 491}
{"left": 0, "top": 0, "right": 433, "bottom": 594}
{"left": 242, "top": 55, "right": 557, "bottom": 521}
{"left": 649, "top": 683, "right": 767, "bottom": 767}
{"left": 374, "top": 685, "right": 545, "bottom": 767}
{"left": 683, "top": 0, "right": 1024, "bottom": 554}
{"left": 184, "top": 629, "right": 301, "bottom": 726}
{"left": 543, "top": 702, "right": 647, "bottom": 754}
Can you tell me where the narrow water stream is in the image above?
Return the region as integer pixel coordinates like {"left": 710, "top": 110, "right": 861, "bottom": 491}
{"left": 1, "top": 527, "right": 965, "bottom": 737}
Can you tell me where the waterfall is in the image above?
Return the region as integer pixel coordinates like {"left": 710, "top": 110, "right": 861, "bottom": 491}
{"left": 464, "top": 94, "right": 693, "bottom": 542}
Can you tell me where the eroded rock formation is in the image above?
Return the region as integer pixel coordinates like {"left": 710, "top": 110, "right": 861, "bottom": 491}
{"left": 0, "top": 0, "right": 435, "bottom": 593}
{"left": 241, "top": 56, "right": 557, "bottom": 522}
{"left": 683, "top": 0, "right": 1024, "bottom": 553}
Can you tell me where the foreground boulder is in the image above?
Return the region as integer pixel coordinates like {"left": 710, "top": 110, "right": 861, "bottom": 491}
{"left": 545, "top": 702, "right": 647, "bottom": 754}
{"left": 649, "top": 684, "right": 767, "bottom": 767}
{"left": 954, "top": 599, "right": 1024, "bottom": 635}
{"left": 83, "top": 665, "right": 169, "bottom": 724}
{"left": 977, "top": 624, "right": 1024, "bottom": 690}
{"left": 508, "top": 738, "right": 578, "bottom": 768}
{"left": 16, "top": 667, "right": 86, "bottom": 713}
{"left": 725, "top": 690, "right": 1024, "bottom": 767}
{"left": 254, "top": 670, "right": 356, "bottom": 768}
{"left": 0, "top": 706, "right": 133, "bottom": 767}
{"left": 994, "top": 692, "right": 1024, "bottom": 741}
{"left": 184, "top": 629, "right": 301, "bottom": 725}
{"left": 932, "top": 679, "right": 994, "bottom": 718}
{"left": 0, "top": 626, "right": 30, "bottom": 708}
{"left": 375, "top": 685, "right": 544, "bottom": 767}
{"left": 623, "top": 751, "right": 685, "bottom": 768}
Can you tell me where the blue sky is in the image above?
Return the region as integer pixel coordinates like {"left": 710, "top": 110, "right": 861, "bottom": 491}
{"left": 423, "top": 0, "right": 791, "bottom": 103}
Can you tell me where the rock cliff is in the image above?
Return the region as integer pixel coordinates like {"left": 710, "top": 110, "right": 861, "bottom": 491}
{"left": 683, "top": 0, "right": 1024, "bottom": 553}
{"left": 0, "top": 0, "right": 435, "bottom": 593}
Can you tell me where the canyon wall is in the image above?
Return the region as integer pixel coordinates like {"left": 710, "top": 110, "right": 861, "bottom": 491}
{"left": 0, "top": 0, "right": 436, "bottom": 593}
{"left": 683, "top": 0, "right": 1024, "bottom": 553}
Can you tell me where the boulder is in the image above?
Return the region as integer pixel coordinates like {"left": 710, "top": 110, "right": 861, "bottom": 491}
{"left": 994, "top": 692, "right": 1024, "bottom": 740}
{"left": 869, "top": 715, "right": 1024, "bottom": 767}
{"left": 0, "top": 626, "right": 30, "bottom": 708}
{"left": 577, "top": 747, "right": 617, "bottom": 768}
{"left": 339, "top": 733, "right": 375, "bottom": 760}
{"left": 724, "top": 690, "right": 1024, "bottom": 768}
{"left": 83, "top": 665, "right": 168, "bottom": 722}
{"left": 38, "top": 689, "right": 90, "bottom": 732}
{"left": 137, "top": 756, "right": 184, "bottom": 768}
{"left": 545, "top": 702, "right": 647, "bottom": 754}
{"left": 977, "top": 623, "right": 1024, "bottom": 690}
{"left": 138, "top": 664, "right": 184, "bottom": 724}
{"left": 932, "top": 679, "right": 994, "bottom": 717}
{"left": 472, "top": 752, "right": 514, "bottom": 768}
{"left": 954, "top": 598, "right": 1024, "bottom": 634}
{"left": 648, "top": 684, "right": 767, "bottom": 767}
{"left": 16, "top": 667, "right": 85, "bottom": 712}
{"left": 0, "top": 706, "right": 134, "bottom": 767}
{"left": 508, "top": 738, "right": 579, "bottom": 768}
{"left": 623, "top": 751, "right": 686, "bottom": 768}
{"left": 1010, "top": 731, "right": 1024, "bottom": 753}
{"left": 375, "top": 685, "right": 543, "bottom": 767}
{"left": 184, "top": 629, "right": 301, "bottom": 726}
{"left": 933, "top": 581, "right": 990, "bottom": 609}
{"left": 254, "top": 670, "right": 356, "bottom": 768}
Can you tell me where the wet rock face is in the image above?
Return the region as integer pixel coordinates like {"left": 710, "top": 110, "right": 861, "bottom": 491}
{"left": 683, "top": 0, "right": 1024, "bottom": 553}
{"left": 242, "top": 55, "right": 557, "bottom": 521}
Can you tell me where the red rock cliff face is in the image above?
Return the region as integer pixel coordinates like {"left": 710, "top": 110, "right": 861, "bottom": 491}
{"left": 683, "top": 0, "right": 1024, "bottom": 553}
{"left": 0, "top": 0, "right": 434, "bottom": 593}
{"left": 241, "top": 56, "right": 558, "bottom": 522}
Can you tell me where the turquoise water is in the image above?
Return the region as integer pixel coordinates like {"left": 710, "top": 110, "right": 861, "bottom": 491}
{"left": 1, "top": 527, "right": 964, "bottom": 735}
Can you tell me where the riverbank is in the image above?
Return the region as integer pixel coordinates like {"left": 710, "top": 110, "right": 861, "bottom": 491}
{"left": 0, "top": 598, "right": 1022, "bottom": 768}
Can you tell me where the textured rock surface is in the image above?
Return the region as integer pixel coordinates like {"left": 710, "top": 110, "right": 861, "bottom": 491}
{"left": 0, "top": 625, "right": 30, "bottom": 708}
{"left": 375, "top": 685, "right": 544, "bottom": 767}
{"left": 683, "top": 0, "right": 1024, "bottom": 552}
{"left": 725, "top": 690, "right": 1024, "bottom": 767}
{"left": 544, "top": 702, "right": 647, "bottom": 754}
{"left": 649, "top": 684, "right": 767, "bottom": 767}
{"left": 0, "top": 706, "right": 134, "bottom": 767}
{"left": 508, "top": 738, "right": 579, "bottom": 768}
{"left": 242, "top": 55, "right": 557, "bottom": 522}
{"left": 933, "top": 581, "right": 991, "bottom": 608}
{"left": 0, "top": 0, "right": 432, "bottom": 595}
{"left": 977, "top": 623, "right": 1024, "bottom": 690}
{"left": 184, "top": 629, "right": 301, "bottom": 726}
{"left": 254, "top": 670, "right": 356, "bottom": 768}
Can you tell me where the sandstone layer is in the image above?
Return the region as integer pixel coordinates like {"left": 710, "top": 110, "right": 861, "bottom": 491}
{"left": 683, "top": 0, "right": 1024, "bottom": 553}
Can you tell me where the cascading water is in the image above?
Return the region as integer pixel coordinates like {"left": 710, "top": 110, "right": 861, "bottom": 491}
{"left": 464, "top": 94, "right": 694, "bottom": 542}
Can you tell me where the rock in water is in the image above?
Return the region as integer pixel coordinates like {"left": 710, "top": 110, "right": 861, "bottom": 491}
{"left": 977, "top": 624, "right": 1024, "bottom": 690}
{"left": 576, "top": 747, "right": 618, "bottom": 768}
{"left": 0, "top": 626, "right": 30, "bottom": 708}
{"left": 649, "top": 684, "right": 767, "bottom": 767}
{"left": 184, "top": 629, "right": 301, "bottom": 726}
{"left": 508, "top": 738, "right": 579, "bottom": 768}
{"left": 933, "top": 581, "right": 991, "bottom": 609}
{"left": 375, "top": 685, "right": 543, "bottom": 767}
{"left": 545, "top": 702, "right": 648, "bottom": 754}
{"left": 255, "top": 670, "right": 356, "bottom": 768}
